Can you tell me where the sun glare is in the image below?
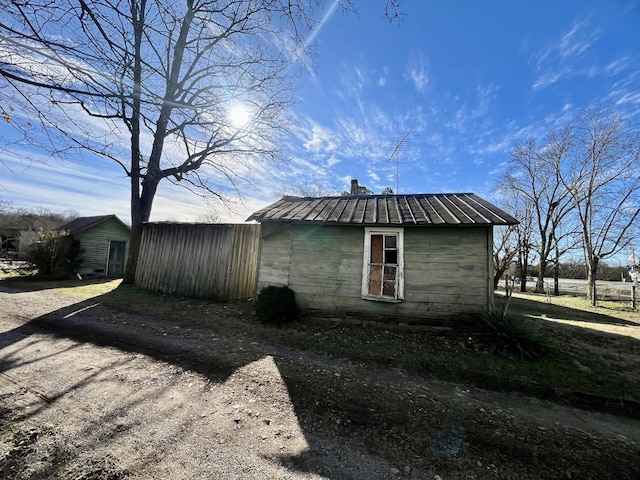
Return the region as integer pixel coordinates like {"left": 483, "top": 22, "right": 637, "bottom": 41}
{"left": 228, "top": 103, "right": 252, "bottom": 128}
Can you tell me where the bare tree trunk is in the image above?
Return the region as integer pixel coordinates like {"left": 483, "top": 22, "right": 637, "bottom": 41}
{"left": 588, "top": 259, "right": 599, "bottom": 307}
{"left": 123, "top": 223, "right": 143, "bottom": 285}
{"left": 535, "top": 257, "right": 548, "bottom": 293}
{"left": 123, "top": 177, "right": 158, "bottom": 284}
{"left": 553, "top": 245, "right": 560, "bottom": 296}
{"left": 519, "top": 257, "right": 528, "bottom": 292}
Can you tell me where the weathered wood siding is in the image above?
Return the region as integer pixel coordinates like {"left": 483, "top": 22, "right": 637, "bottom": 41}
{"left": 135, "top": 223, "right": 260, "bottom": 301}
{"left": 256, "top": 224, "right": 492, "bottom": 323}
{"left": 74, "top": 218, "right": 130, "bottom": 277}
{"left": 255, "top": 223, "right": 293, "bottom": 287}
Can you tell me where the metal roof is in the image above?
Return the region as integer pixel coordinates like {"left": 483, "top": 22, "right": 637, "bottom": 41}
{"left": 57, "top": 215, "right": 131, "bottom": 234}
{"left": 247, "top": 193, "right": 518, "bottom": 226}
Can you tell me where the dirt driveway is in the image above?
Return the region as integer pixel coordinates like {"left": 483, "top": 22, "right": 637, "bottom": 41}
{"left": 1, "top": 286, "right": 639, "bottom": 479}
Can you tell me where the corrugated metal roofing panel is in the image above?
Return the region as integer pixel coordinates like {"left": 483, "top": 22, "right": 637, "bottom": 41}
{"left": 246, "top": 193, "right": 518, "bottom": 226}
{"left": 433, "top": 195, "right": 461, "bottom": 224}
{"left": 450, "top": 194, "right": 490, "bottom": 223}
{"left": 441, "top": 195, "right": 474, "bottom": 223}
{"left": 407, "top": 196, "right": 430, "bottom": 224}
{"left": 327, "top": 198, "right": 348, "bottom": 222}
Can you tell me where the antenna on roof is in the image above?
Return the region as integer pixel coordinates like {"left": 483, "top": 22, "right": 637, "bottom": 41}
{"left": 388, "top": 128, "right": 413, "bottom": 193}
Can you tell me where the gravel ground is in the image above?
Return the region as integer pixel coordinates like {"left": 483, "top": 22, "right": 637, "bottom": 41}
{"left": 1, "top": 286, "right": 639, "bottom": 479}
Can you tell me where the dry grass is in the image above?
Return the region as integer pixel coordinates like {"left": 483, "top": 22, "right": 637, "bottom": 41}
{"left": 2, "top": 276, "right": 639, "bottom": 414}
{"left": 500, "top": 290, "right": 640, "bottom": 340}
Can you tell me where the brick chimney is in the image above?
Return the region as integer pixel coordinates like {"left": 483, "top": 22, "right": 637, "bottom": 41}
{"left": 350, "top": 179, "right": 359, "bottom": 195}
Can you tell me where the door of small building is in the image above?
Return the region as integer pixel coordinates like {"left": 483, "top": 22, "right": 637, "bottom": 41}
{"left": 107, "top": 241, "right": 126, "bottom": 277}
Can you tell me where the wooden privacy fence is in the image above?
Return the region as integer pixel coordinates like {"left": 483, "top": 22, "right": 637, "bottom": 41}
{"left": 135, "top": 223, "right": 260, "bottom": 301}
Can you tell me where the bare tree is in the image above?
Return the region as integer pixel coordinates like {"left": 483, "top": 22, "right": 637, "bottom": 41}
{"left": 501, "top": 127, "right": 577, "bottom": 294}
{"left": 0, "top": 1, "right": 404, "bottom": 283}
{"left": 278, "top": 180, "right": 339, "bottom": 198}
{"left": 196, "top": 210, "right": 220, "bottom": 224}
{"left": 512, "top": 194, "right": 535, "bottom": 293}
{"left": 492, "top": 224, "right": 518, "bottom": 290}
{"left": 492, "top": 191, "right": 533, "bottom": 291}
{"left": 561, "top": 107, "right": 640, "bottom": 305}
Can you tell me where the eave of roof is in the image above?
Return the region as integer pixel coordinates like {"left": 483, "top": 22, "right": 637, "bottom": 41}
{"left": 247, "top": 193, "right": 518, "bottom": 226}
{"left": 57, "top": 214, "right": 131, "bottom": 234}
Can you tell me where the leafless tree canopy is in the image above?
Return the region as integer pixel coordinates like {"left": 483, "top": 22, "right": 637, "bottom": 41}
{"left": 0, "top": 0, "right": 403, "bottom": 281}
{"left": 493, "top": 190, "right": 535, "bottom": 292}
{"left": 562, "top": 107, "right": 640, "bottom": 304}
{"left": 498, "top": 127, "right": 578, "bottom": 293}
{"left": 496, "top": 106, "right": 640, "bottom": 304}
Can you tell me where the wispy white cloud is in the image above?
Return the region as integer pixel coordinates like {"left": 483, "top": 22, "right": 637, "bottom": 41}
{"left": 603, "top": 57, "right": 631, "bottom": 75}
{"left": 0, "top": 134, "right": 274, "bottom": 222}
{"left": 404, "top": 52, "right": 429, "bottom": 93}
{"left": 366, "top": 169, "right": 380, "bottom": 183}
{"left": 302, "top": 122, "right": 341, "bottom": 153}
{"left": 604, "top": 69, "right": 640, "bottom": 115}
{"left": 375, "top": 66, "right": 389, "bottom": 87}
{"left": 529, "top": 18, "right": 601, "bottom": 91}
{"left": 337, "top": 64, "right": 367, "bottom": 100}
{"left": 616, "top": 91, "right": 640, "bottom": 106}
{"left": 556, "top": 19, "right": 597, "bottom": 59}
{"left": 327, "top": 156, "right": 340, "bottom": 167}
{"left": 440, "top": 83, "right": 497, "bottom": 136}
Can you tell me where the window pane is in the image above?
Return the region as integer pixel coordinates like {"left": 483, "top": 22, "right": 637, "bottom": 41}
{"left": 369, "top": 265, "right": 382, "bottom": 295}
{"left": 385, "top": 250, "right": 398, "bottom": 265}
{"left": 383, "top": 281, "right": 396, "bottom": 297}
{"left": 371, "top": 235, "right": 383, "bottom": 263}
{"left": 385, "top": 235, "right": 397, "bottom": 249}
{"left": 384, "top": 265, "right": 396, "bottom": 277}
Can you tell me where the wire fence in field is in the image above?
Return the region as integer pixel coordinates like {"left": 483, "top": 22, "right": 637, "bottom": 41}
{"left": 544, "top": 280, "right": 637, "bottom": 304}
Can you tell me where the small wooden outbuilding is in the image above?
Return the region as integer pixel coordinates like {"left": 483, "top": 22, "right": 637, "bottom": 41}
{"left": 58, "top": 215, "right": 131, "bottom": 278}
{"left": 247, "top": 187, "right": 518, "bottom": 325}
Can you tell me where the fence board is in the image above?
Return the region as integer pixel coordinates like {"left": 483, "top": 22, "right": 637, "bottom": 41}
{"left": 135, "top": 223, "right": 260, "bottom": 301}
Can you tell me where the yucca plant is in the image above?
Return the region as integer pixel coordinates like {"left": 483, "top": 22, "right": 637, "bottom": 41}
{"left": 464, "top": 310, "right": 554, "bottom": 361}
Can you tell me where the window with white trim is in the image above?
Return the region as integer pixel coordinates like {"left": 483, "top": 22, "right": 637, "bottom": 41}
{"left": 361, "top": 227, "right": 404, "bottom": 301}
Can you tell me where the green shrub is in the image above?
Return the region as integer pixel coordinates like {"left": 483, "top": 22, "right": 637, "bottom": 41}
{"left": 463, "top": 310, "right": 554, "bottom": 361}
{"left": 255, "top": 285, "right": 299, "bottom": 324}
{"left": 27, "top": 230, "right": 83, "bottom": 280}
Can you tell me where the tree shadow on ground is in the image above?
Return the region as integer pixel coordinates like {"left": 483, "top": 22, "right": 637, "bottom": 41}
{"left": 0, "top": 291, "right": 406, "bottom": 479}
{"left": 1, "top": 286, "right": 640, "bottom": 479}
{"left": 496, "top": 292, "right": 639, "bottom": 326}
{"left": 0, "top": 277, "right": 117, "bottom": 294}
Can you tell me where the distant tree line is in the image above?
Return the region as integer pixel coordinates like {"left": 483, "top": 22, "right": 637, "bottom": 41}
{"left": 493, "top": 106, "right": 640, "bottom": 305}
{"left": 519, "top": 259, "right": 630, "bottom": 283}
{"left": 0, "top": 201, "right": 78, "bottom": 259}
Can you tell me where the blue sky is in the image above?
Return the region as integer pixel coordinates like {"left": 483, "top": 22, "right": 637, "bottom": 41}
{"left": 1, "top": 0, "right": 639, "bottom": 223}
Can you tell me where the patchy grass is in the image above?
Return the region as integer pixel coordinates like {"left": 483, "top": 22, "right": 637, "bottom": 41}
{"left": 2, "top": 278, "right": 639, "bottom": 416}
{"left": 0, "top": 266, "right": 36, "bottom": 282}
{"left": 0, "top": 274, "right": 121, "bottom": 299}
{"left": 96, "top": 284, "right": 640, "bottom": 415}
{"left": 503, "top": 290, "right": 639, "bottom": 325}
